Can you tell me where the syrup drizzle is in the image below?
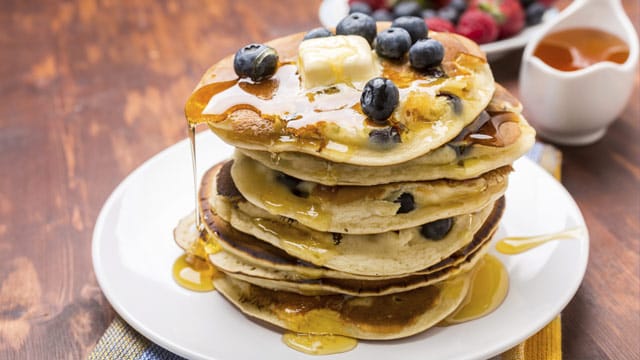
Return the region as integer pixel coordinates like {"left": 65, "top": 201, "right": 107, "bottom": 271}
{"left": 495, "top": 226, "right": 586, "bottom": 255}
{"left": 172, "top": 125, "right": 221, "bottom": 292}
{"left": 282, "top": 333, "right": 357, "bottom": 355}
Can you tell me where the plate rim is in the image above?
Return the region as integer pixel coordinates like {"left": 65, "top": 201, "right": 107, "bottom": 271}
{"left": 92, "top": 133, "right": 589, "bottom": 360}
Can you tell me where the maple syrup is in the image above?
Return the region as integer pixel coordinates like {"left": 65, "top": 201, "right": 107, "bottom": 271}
{"left": 173, "top": 253, "right": 217, "bottom": 292}
{"left": 441, "top": 254, "right": 508, "bottom": 325}
{"left": 495, "top": 227, "right": 586, "bottom": 255}
{"left": 534, "top": 28, "right": 629, "bottom": 72}
{"left": 172, "top": 168, "right": 222, "bottom": 293}
{"left": 282, "top": 333, "right": 357, "bottom": 355}
{"left": 188, "top": 124, "right": 202, "bottom": 231}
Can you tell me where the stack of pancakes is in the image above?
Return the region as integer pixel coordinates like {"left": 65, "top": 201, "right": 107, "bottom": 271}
{"left": 175, "top": 27, "right": 535, "bottom": 339}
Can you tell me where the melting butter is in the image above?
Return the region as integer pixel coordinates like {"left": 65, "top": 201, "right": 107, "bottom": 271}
{"left": 298, "top": 35, "right": 379, "bottom": 89}
{"left": 282, "top": 333, "right": 357, "bottom": 355}
{"left": 495, "top": 227, "right": 586, "bottom": 255}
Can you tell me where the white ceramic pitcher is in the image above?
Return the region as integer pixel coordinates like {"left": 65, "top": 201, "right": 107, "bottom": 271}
{"left": 519, "top": 0, "right": 638, "bottom": 145}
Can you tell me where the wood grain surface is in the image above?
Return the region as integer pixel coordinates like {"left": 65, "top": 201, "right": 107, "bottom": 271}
{"left": 0, "top": 0, "right": 638, "bottom": 359}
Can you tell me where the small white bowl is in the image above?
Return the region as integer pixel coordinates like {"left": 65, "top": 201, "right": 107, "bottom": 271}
{"left": 519, "top": 0, "right": 639, "bottom": 146}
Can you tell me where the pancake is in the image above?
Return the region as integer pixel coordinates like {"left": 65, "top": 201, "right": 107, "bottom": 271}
{"left": 199, "top": 163, "right": 505, "bottom": 276}
{"left": 184, "top": 27, "right": 495, "bottom": 166}
{"left": 238, "top": 84, "right": 535, "bottom": 185}
{"left": 229, "top": 153, "right": 509, "bottom": 234}
{"left": 218, "top": 238, "right": 491, "bottom": 296}
{"left": 213, "top": 272, "right": 471, "bottom": 340}
{"left": 173, "top": 196, "right": 504, "bottom": 280}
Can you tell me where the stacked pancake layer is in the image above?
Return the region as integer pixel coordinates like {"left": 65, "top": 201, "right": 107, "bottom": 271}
{"left": 176, "top": 28, "right": 535, "bottom": 340}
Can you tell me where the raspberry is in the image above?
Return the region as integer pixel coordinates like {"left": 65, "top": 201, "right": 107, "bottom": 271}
{"left": 456, "top": 9, "right": 499, "bottom": 44}
{"left": 426, "top": 17, "right": 455, "bottom": 33}
{"left": 473, "top": 0, "right": 526, "bottom": 39}
{"left": 497, "top": 0, "right": 525, "bottom": 38}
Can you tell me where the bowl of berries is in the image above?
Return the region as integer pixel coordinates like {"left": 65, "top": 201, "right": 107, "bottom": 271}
{"left": 319, "top": 0, "right": 559, "bottom": 60}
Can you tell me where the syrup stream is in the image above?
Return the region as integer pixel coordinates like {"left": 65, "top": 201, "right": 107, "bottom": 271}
{"left": 188, "top": 123, "right": 202, "bottom": 231}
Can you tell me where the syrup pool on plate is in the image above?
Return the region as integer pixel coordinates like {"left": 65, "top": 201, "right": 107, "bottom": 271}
{"left": 282, "top": 333, "right": 357, "bottom": 355}
{"left": 173, "top": 253, "right": 217, "bottom": 292}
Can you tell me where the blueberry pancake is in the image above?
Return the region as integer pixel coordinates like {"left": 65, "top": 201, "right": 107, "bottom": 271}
{"left": 238, "top": 84, "right": 535, "bottom": 185}
{"left": 228, "top": 152, "right": 508, "bottom": 234}
{"left": 184, "top": 28, "right": 495, "bottom": 166}
{"left": 173, "top": 12, "right": 536, "bottom": 345}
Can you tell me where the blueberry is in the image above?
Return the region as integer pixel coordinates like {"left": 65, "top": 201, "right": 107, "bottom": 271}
{"left": 393, "top": 1, "right": 423, "bottom": 18}
{"left": 394, "top": 193, "right": 415, "bottom": 214}
{"left": 421, "top": 9, "right": 437, "bottom": 20}
{"left": 336, "top": 12, "right": 377, "bottom": 45}
{"left": 438, "top": 93, "right": 462, "bottom": 114}
{"left": 437, "top": 6, "right": 460, "bottom": 24}
{"left": 409, "top": 38, "right": 445, "bottom": 70}
{"left": 372, "top": 9, "right": 394, "bottom": 22}
{"left": 420, "top": 218, "right": 453, "bottom": 240}
{"left": 375, "top": 27, "right": 412, "bottom": 59}
{"left": 448, "top": 0, "right": 467, "bottom": 13}
{"left": 392, "top": 16, "right": 428, "bottom": 43}
{"left": 233, "top": 44, "right": 279, "bottom": 82}
{"left": 360, "top": 77, "right": 399, "bottom": 123}
{"left": 332, "top": 233, "right": 343, "bottom": 245}
{"left": 526, "top": 3, "right": 547, "bottom": 26}
{"left": 349, "top": 1, "right": 372, "bottom": 15}
{"left": 520, "top": 0, "right": 535, "bottom": 7}
{"left": 303, "top": 27, "right": 333, "bottom": 41}
{"left": 369, "top": 127, "right": 401, "bottom": 147}
{"left": 276, "top": 173, "right": 308, "bottom": 198}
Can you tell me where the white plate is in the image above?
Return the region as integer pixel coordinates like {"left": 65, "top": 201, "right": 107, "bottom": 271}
{"left": 318, "top": 0, "right": 559, "bottom": 60}
{"left": 93, "top": 131, "right": 589, "bottom": 360}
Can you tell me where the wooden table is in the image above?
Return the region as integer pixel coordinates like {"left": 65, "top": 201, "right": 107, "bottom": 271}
{"left": 1, "top": 1, "right": 637, "bottom": 358}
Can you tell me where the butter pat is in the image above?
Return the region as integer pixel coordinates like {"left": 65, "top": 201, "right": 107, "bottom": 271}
{"left": 298, "top": 35, "right": 380, "bottom": 90}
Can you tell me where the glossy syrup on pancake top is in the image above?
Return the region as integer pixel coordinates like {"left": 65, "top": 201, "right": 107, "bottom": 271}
{"left": 184, "top": 31, "right": 494, "bottom": 166}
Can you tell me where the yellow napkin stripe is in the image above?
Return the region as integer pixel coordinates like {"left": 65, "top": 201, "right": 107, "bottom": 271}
{"left": 502, "top": 316, "right": 562, "bottom": 360}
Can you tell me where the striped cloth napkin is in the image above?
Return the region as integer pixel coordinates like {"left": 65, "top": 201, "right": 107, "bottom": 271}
{"left": 89, "top": 142, "right": 563, "bottom": 360}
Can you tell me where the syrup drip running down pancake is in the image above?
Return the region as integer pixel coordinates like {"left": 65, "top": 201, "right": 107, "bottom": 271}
{"left": 184, "top": 27, "right": 495, "bottom": 166}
